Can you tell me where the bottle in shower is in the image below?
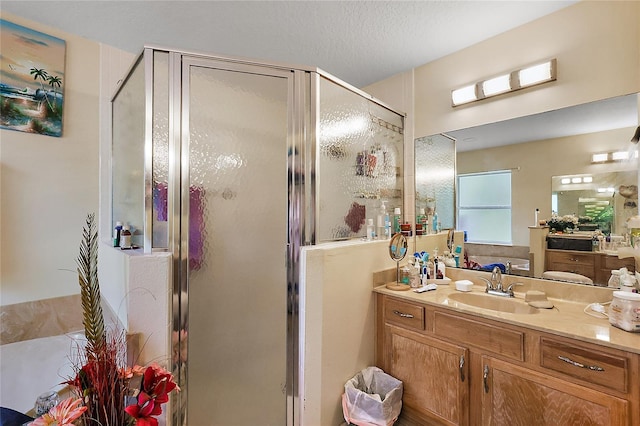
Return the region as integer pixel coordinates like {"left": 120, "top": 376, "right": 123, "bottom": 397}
{"left": 393, "top": 207, "right": 402, "bottom": 234}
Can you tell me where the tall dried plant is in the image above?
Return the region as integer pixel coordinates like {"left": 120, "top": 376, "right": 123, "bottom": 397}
{"left": 77, "top": 213, "right": 106, "bottom": 352}
{"left": 73, "top": 213, "right": 129, "bottom": 425}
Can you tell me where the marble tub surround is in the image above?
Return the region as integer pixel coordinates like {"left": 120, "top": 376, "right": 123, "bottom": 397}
{"left": 0, "top": 294, "right": 83, "bottom": 344}
{"left": 1, "top": 294, "right": 123, "bottom": 345}
{"left": 374, "top": 267, "right": 640, "bottom": 354}
{"left": 464, "top": 242, "right": 530, "bottom": 260}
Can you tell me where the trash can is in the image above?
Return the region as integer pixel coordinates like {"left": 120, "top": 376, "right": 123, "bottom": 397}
{"left": 341, "top": 366, "right": 403, "bottom": 426}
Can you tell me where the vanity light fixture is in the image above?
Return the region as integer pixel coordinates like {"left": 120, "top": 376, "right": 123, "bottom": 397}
{"left": 451, "top": 59, "right": 556, "bottom": 107}
{"left": 481, "top": 74, "right": 511, "bottom": 97}
{"left": 591, "top": 150, "right": 638, "bottom": 163}
{"left": 561, "top": 178, "right": 571, "bottom": 184}
{"left": 582, "top": 176, "right": 593, "bottom": 183}
{"left": 451, "top": 84, "right": 477, "bottom": 106}
{"left": 571, "top": 177, "right": 582, "bottom": 184}
{"left": 518, "top": 61, "right": 555, "bottom": 87}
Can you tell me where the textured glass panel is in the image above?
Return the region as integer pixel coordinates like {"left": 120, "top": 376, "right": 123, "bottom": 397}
{"left": 415, "top": 134, "right": 456, "bottom": 230}
{"left": 152, "top": 51, "right": 169, "bottom": 248}
{"left": 458, "top": 209, "right": 512, "bottom": 244}
{"left": 317, "top": 77, "right": 404, "bottom": 241}
{"left": 112, "top": 58, "right": 145, "bottom": 246}
{"left": 186, "top": 65, "right": 288, "bottom": 425}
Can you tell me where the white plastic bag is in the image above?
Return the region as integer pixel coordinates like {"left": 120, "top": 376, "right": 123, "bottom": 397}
{"left": 342, "top": 366, "right": 403, "bottom": 426}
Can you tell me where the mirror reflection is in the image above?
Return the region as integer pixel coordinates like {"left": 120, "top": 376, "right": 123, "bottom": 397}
{"left": 552, "top": 170, "right": 638, "bottom": 235}
{"left": 415, "top": 93, "right": 639, "bottom": 287}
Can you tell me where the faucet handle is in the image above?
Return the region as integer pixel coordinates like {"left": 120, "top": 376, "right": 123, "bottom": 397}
{"left": 480, "top": 277, "right": 493, "bottom": 292}
{"left": 505, "top": 282, "right": 524, "bottom": 293}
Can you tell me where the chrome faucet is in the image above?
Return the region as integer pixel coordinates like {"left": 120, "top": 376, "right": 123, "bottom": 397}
{"left": 482, "top": 266, "right": 514, "bottom": 297}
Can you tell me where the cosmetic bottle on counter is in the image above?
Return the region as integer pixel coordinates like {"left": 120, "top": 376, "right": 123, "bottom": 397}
{"left": 366, "top": 219, "right": 374, "bottom": 241}
{"left": 120, "top": 225, "right": 132, "bottom": 249}
{"left": 113, "top": 221, "right": 123, "bottom": 247}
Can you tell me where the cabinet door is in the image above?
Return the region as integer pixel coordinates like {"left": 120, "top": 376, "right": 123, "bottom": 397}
{"left": 481, "top": 357, "right": 628, "bottom": 426}
{"left": 386, "top": 325, "right": 469, "bottom": 426}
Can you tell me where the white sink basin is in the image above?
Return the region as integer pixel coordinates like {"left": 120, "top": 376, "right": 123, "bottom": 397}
{"left": 447, "top": 292, "right": 539, "bottom": 314}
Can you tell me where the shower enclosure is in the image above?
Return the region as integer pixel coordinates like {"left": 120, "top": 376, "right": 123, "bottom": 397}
{"left": 111, "top": 47, "right": 404, "bottom": 425}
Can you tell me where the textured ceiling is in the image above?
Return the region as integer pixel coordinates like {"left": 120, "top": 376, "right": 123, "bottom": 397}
{"left": 1, "top": 0, "right": 577, "bottom": 88}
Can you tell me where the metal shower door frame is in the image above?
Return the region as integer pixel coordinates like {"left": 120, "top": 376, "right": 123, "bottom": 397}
{"left": 168, "top": 50, "right": 313, "bottom": 426}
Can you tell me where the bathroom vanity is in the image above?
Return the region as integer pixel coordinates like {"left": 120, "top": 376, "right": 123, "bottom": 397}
{"left": 545, "top": 249, "right": 635, "bottom": 285}
{"left": 374, "top": 271, "right": 640, "bottom": 425}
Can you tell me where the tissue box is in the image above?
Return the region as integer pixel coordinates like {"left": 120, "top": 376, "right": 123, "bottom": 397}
{"left": 455, "top": 280, "right": 473, "bottom": 292}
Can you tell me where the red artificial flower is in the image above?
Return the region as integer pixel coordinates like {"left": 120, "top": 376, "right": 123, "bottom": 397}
{"left": 125, "top": 363, "right": 179, "bottom": 425}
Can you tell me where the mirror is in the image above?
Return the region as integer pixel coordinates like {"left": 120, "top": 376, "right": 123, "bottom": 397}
{"left": 387, "top": 232, "right": 409, "bottom": 290}
{"left": 415, "top": 93, "right": 639, "bottom": 286}
{"left": 552, "top": 170, "right": 638, "bottom": 235}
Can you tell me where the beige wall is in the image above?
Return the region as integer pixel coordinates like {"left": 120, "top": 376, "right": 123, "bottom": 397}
{"left": 301, "top": 239, "right": 398, "bottom": 426}
{"left": 365, "top": 0, "right": 640, "bottom": 242}
{"left": 413, "top": 0, "right": 640, "bottom": 138}
{"left": 1, "top": 12, "right": 100, "bottom": 305}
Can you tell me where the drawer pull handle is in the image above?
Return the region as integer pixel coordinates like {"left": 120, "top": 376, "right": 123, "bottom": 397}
{"left": 483, "top": 365, "right": 490, "bottom": 393}
{"left": 459, "top": 355, "right": 465, "bottom": 382}
{"left": 392, "top": 310, "right": 414, "bottom": 319}
{"left": 558, "top": 355, "right": 605, "bottom": 372}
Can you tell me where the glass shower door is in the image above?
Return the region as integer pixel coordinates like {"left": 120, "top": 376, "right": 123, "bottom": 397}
{"left": 182, "top": 59, "right": 291, "bottom": 425}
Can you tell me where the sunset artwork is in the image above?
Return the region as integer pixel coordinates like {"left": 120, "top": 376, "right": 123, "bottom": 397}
{"left": 1, "top": 20, "right": 66, "bottom": 137}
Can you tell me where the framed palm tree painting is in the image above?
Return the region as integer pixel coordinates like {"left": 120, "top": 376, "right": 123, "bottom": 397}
{"left": 1, "top": 19, "right": 66, "bottom": 137}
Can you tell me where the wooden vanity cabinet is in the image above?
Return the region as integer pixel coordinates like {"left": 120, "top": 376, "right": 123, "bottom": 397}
{"left": 375, "top": 294, "right": 639, "bottom": 426}
{"left": 544, "top": 249, "right": 635, "bottom": 285}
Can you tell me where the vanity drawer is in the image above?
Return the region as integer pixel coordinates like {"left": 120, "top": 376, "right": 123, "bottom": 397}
{"left": 545, "top": 262, "right": 595, "bottom": 278}
{"left": 601, "top": 254, "right": 635, "bottom": 272}
{"left": 546, "top": 250, "right": 594, "bottom": 265}
{"left": 540, "top": 338, "right": 628, "bottom": 393}
{"left": 433, "top": 311, "right": 524, "bottom": 361}
{"left": 384, "top": 298, "right": 425, "bottom": 331}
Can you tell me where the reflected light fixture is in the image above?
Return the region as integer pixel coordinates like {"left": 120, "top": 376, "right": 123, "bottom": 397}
{"left": 591, "top": 150, "right": 638, "bottom": 163}
{"left": 451, "top": 59, "right": 556, "bottom": 107}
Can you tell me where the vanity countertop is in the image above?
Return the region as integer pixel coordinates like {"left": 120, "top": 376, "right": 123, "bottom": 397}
{"left": 374, "top": 279, "right": 640, "bottom": 355}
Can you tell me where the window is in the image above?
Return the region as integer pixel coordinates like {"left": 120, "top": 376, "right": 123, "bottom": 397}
{"left": 457, "top": 171, "right": 511, "bottom": 244}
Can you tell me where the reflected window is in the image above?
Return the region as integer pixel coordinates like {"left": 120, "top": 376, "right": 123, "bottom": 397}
{"left": 458, "top": 171, "right": 512, "bottom": 244}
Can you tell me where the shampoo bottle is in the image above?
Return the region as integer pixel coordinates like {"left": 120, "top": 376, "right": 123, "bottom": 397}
{"left": 113, "top": 221, "right": 123, "bottom": 247}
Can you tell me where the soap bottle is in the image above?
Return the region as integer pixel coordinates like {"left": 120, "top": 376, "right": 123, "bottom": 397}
{"left": 393, "top": 207, "right": 402, "bottom": 234}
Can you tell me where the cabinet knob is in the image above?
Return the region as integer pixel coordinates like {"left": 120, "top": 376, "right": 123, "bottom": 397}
{"left": 459, "top": 355, "right": 465, "bottom": 382}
